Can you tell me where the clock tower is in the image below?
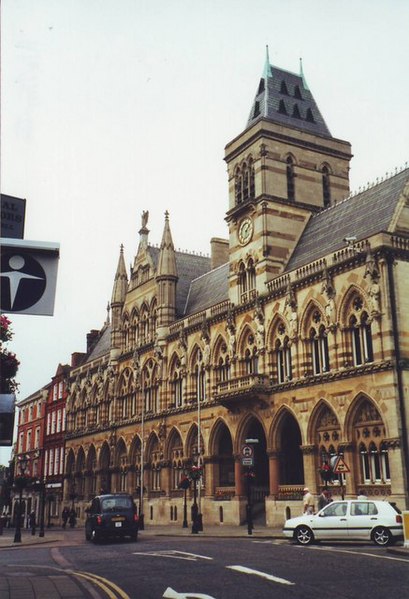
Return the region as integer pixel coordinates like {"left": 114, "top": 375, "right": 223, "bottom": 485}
{"left": 225, "top": 49, "right": 352, "bottom": 304}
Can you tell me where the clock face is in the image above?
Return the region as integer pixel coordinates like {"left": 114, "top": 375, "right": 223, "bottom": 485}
{"left": 238, "top": 217, "right": 253, "bottom": 245}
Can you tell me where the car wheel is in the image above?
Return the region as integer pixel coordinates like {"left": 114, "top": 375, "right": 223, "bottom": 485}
{"left": 372, "top": 526, "right": 392, "bottom": 546}
{"left": 294, "top": 525, "right": 314, "bottom": 545}
{"left": 85, "top": 525, "right": 92, "bottom": 542}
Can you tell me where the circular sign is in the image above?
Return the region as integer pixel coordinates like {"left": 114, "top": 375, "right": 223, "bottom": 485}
{"left": 1, "top": 251, "right": 47, "bottom": 311}
{"left": 242, "top": 445, "right": 254, "bottom": 458}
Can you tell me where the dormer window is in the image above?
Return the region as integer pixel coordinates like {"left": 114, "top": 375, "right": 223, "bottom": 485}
{"left": 253, "top": 101, "right": 260, "bottom": 118}
{"left": 292, "top": 104, "right": 301, "bottom": 118}
{"left": 278, "top": 100, "right": 287, "bottom": 114}
{"left": 258, "top": 78, "right": 265, "bottom": 94}
{"left": 294, "top": 85, "right": 303, "bottom": 99}
{"left": 280, "top": 80, "right": 289, "bottom": 95}
{"left": 306, "top": 108, "right": 315, "bottom": 122}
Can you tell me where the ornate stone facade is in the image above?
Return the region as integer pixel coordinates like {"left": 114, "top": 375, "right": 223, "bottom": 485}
{"left": 63, "top": 55, "right": 409, "bottom": 527}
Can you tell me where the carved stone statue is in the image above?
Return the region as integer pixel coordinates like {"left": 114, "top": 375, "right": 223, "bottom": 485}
{"left": 141, "top": 210, "right": 149, "bottom": 229}
{"left": 254, "top": 301, "right": 265, "bottom": 350}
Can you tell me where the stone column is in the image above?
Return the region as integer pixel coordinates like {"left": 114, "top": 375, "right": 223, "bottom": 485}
{"left": 234, "top": 456, "right": 245, "bottom": 497}
{"left": 267, "top": 451, "right": 280, "bottom": 497}
{"left": 161, "top": 461, "right": 172, "bottom": 497}
{"left": 301, "top": 444, "right": 318, "bottom": 493}
{"left": 203, "top": 456, "right": 216, "bottom": 497}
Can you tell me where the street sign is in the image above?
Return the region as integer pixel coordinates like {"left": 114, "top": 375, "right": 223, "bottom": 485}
{"left": 242, "top": 444, "right": 254, "bottom": 458}
{"left": 242, "top": 457, "right": 254, "bottom": 466}
{"left": 0, "top": 238, "right": 60, "bottom": 315}
{"left": 1, "top": 194, "right": 26, "bottom": 239}
{"left": 333, "top": 456, "right": 350, "bottom": 473}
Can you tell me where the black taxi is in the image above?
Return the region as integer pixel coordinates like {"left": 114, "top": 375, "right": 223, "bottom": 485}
{"left": 85, "top": 493, "right": 139, "bottom": 542}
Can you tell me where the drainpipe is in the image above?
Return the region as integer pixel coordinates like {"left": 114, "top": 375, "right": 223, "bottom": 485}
{"left": 387, "top": 255, "right": 409, "bottom": 501}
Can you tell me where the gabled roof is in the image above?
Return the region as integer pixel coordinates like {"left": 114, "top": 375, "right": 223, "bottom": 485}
{"left": 247, "top": 50, "right": 331, "bottom": 138}
{"left": 86, "top": 324, "right": 112, "bottom": 362}
{"left": 286, "top": 167, "right": 409, "bottom": 271}
{"left": 184, "top": 262, "right": 229, "bottom": 315}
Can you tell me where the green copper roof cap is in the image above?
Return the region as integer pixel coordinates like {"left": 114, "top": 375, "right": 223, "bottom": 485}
{"left": 299, "top": 57, "right": 310, "bottom": 91}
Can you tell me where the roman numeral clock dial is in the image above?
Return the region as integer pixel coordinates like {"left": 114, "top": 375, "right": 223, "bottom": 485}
{"left": 238, "top": 217, "right": 253, "bottom": 245}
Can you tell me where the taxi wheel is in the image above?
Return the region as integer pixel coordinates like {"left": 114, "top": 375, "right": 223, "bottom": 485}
{"left": 85, "top": 526, "right": 92, "bottom": 541}
{"left": 372, "top": 526, "right": 392, "bottom": 546}
{"left": 91, "top": 528, "right": 102, "bottom": 543}
{"left": 294, "top": 525, "right": 314, "bottom": 545}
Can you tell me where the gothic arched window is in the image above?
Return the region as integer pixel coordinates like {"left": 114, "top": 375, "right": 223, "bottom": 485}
{"left": 349, "top": 302, "right": 373, "bottom": 366}
{"left": 308, "top": 311, "right": 330, "bottom": 375}
{"left": 272, "top": 321, "right": 292, "bottom": 383}
{"left": 322, "top": 165, "right": 331, "bottom": 207}
{"left": 286, "top": 156, "right": 295, "bottom": 201}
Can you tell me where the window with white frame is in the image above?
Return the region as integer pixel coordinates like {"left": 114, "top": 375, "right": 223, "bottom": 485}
{"left": 54, "top": 447, "right": 60, "bottom": 475}
{"left": 57, "top": 409, "right": 62, "bottom": 433}
{"left": 49, "top": 449, "right": 54, "bottom": 476}
{"left": 46, "top": 413, "right": 51, "bottom": 435}
{"left": 58, "top": 381, "right": 63, "bottom": 399}
{"left": 51, "top": 411, "right": 56, "bottom": 434}
{"left": 348, "top": 295, "right": 374, "bottom": 366}
{"left": 53, "top": 385, "right": 58, "bottom": 401}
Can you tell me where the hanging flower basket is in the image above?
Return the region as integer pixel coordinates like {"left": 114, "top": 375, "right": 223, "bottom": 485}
{"left": 0, "top": 316, "right": 13, "bottom": 343}
{"left": 318, "top": 462, "right": 334, "bottom": 483}
{"left": 0, "top": 351, "right": 19, "bottom": 380}
{"left": 189, "top": 466, "right": 202, "bottom": 482}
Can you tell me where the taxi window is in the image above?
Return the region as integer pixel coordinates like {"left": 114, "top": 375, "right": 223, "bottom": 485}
{"left": 351, "top": 502, "right": 378, "bottom": 516}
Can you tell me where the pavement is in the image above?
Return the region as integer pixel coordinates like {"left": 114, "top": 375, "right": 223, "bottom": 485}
{"left": 0, "top": 524, "right": 407, "bottom": 598}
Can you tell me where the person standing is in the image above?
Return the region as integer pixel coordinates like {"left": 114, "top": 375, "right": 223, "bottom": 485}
{"left": 303, "top": 487, "right": 315, "bottom": 514}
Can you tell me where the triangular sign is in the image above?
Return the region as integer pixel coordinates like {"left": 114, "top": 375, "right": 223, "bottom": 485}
{"left": 333, "top": 456, "right": 350, "bottom": 473}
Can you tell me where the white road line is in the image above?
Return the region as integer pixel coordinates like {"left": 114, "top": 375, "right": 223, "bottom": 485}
{"left": 306, "top": 545, "right": 409, "bottom": 563}
{"left": 133, "top": 550, "right": 213, "bottom": 562}
{"left": 227, "top": 565, "right": 295, "bottom": 586}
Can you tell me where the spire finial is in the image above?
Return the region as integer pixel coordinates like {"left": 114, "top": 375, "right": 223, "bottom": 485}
{"left": 165, "top": 210, "right": 169, "bottom": 221}
{"left": 263, "top": 45, "right": 270, "bottom": 79}
{"left": 120, "top": 243, "right": 124, "bottom": 253}
{"left": 299, "top": 57, "right": 309, "bottom": 90}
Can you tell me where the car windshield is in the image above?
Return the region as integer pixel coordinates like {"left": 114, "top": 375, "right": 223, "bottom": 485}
{"left": 101, "top": 497, "right": 133, "bottom": 512}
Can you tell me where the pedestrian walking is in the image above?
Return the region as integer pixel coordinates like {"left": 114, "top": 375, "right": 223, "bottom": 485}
{"left": 62, "top": 507, "right": 69, "bottom": 529}
{"left": 68, "top": 508, "right": 76, "bottom": 528}
{"left": 303, "top": 487, "right": 315, "bottom": 515}
{"left": 29, "top": 510, "right": 36, "bottom": 536}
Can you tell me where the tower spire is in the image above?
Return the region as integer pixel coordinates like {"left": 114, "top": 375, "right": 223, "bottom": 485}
{"left": 156, "top": 211, "right": 178, "bottom": 326}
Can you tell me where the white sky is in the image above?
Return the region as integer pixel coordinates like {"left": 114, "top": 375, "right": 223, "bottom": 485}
{"left": 1, "top": 0, "right": 409, "bottom": 463}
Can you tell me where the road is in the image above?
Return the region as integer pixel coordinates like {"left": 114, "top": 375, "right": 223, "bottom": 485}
{"left": 1, "top": 532, "right": 409, "bottom": 599}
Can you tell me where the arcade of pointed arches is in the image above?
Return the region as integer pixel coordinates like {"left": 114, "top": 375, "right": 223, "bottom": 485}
{"left": 64, "top": 393, "right": 393, "bottom": 513}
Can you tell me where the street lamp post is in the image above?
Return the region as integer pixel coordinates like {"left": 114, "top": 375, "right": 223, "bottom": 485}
{"left": 197, "top": 393, "right": 203, "bottom": 532}
{"left": 133, "top": 350, "right": 145, "bottom": 531}
{"left": 38, "top": 480, "right": 46, "bottom": 537}
{"left": 13, "top": 454, "right": 29, "bottom": 543}
{"left": 178, "top": 475, "right": 190, "bottom": 528}
{"left": 189, "top": 464, "right": 202, "bottom": 534}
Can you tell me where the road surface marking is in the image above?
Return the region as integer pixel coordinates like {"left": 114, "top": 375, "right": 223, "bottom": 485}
{"left": 73, "top": 570, "right": 131, "bottom": 599}
{"left": 227, "top": 565, "right": 295, "bottom": 586}
{"left": 163, "top": 587, "right": 217, "bottom": 599}
{"left": 133, "top": 550, "right": 213, "bottom": 562}
{"left": 305, "top": 545, "right": 409, "bottom": 563}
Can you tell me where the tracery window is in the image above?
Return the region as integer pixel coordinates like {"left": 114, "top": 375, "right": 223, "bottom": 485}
{"left": 193, "top": 349, "right": 207, "bottom": 403}
{"left": 242, "top": 332, "right": 258, "bottom": 375}
{"left": 234, "top": 159, "right": 255, "bottom": 205}
{"left": 142, "top": 360, "right": 159, "bottom": 413}
{"left": 347, "top": 295, "right": 373, "bottom": 365}
{"left": 308, "top": 310, "right": 330, "bottom": 375}
{"left": 169, "top": 435, "right": 184, "bottom": 490}
{"left": 238, "top": 258, "right": 256, "bottom": 304}
{"left": 150, "top": 439, "right": 161, "bottom": 491}
{"left": 354, "top": 399, "right": 389, "bottom": 485}
{"left": 170, "top": 358, "right": 184, "bottom": 408}
{"left": 272, "top": 321, "right": 292, "bottom": 383}
{"left": 215, "top": 342, "right": 230, "bottom": 383}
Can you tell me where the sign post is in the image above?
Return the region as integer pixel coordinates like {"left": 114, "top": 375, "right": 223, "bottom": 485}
{"left": 333, "top": 456, "right": 350, "bottom": 500}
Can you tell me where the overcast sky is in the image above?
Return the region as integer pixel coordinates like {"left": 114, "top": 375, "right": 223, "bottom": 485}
{"left": 1, "top": 0, "right": 408, "bottom": 464}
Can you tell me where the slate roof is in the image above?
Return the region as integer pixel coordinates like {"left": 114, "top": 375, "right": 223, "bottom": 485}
{"left": 147, "top": 245, "right": 212, "bottom": 317}
{"left": 184, "top": 262, "right": 229, "bottom": 315}
{"left": 286, "top": 167, "right": 409, "bottom": 271}
{"left": 87, "top": 324, "right": 111, "bottom": 362}
{"left": 247, "top": 59, "right": 331, "bottom": 138}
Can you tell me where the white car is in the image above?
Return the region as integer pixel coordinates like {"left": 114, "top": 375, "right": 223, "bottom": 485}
{"left": 283, "top": 499, "right": 403, "bottom": 546}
